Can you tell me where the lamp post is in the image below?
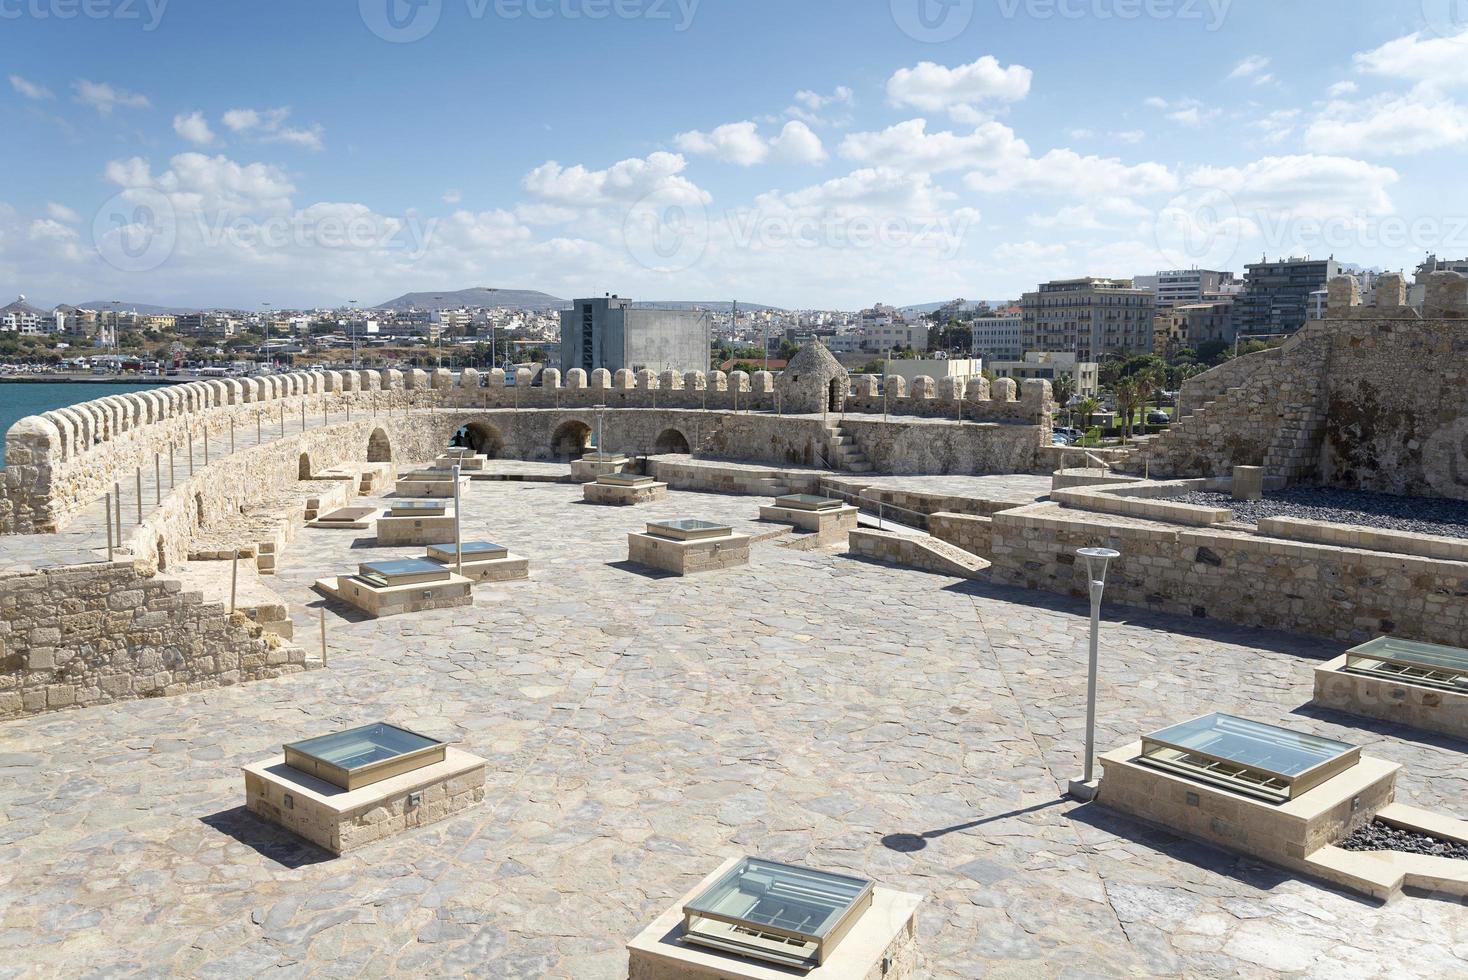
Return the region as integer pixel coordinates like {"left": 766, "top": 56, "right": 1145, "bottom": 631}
{"left": 452, "top": 463, "right": 463, "bottom": 576}
{"left": 1068, "top": 546, "right": 1120, "bottom": 801}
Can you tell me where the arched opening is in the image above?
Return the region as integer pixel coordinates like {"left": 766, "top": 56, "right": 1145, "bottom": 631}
{"left": 550, "top": 420, "right": 593, "bottom": 460}
{"left": 298, "top": 452, "right": 313, "bottom": 479}
{"left": 653, "top": 428, "right": 691, "bottom": 455}
{"left": 465, "top": 422, "right": 505, "bottom": 459}
{"left": 367, "top": 427, "right": 392, "bottom": 463}
{"left": 828, "top": 379, "right": 842, "bottom": 413}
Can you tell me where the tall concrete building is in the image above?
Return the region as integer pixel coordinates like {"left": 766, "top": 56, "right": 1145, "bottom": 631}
{"left": 1133, "top": 269, "right": 1234, "bottom": 308}
{"left": 1234, "top": 257, "right": 1341, "bottom": 337}
{"left": 1020, "top": 278, "right": 1155, "bottom": 360}
{"left": 559, "top": 296, "right": 711, "bottom": 374}
{"left": 971, "top": 314, "right": 1022, "bottom": 361}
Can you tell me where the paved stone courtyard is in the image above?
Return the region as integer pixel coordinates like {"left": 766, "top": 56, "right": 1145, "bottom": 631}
{"left": 3, "top": 478, "right": 1468, "bottom": 978}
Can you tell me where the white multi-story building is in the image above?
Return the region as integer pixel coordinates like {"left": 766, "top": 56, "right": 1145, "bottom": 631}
{"left": 1133, "top": 269, "right": 1234, "bottom": 309}
{"left": 989, "top": 351, "right": 1099, "bottom": 398}
{"left": 970, "top": 315, "right": 1022, "bottom": 361}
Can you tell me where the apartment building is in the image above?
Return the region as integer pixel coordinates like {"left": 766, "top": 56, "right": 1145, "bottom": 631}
{"left": 970, "top": 314, "right": 1022, "bottom": 361}
{"left": 1133, "top": 269, "right": 1234, "bottom": 308}
{"left": 1234, "top": 256, "right": 1341, "bottom": 336}
{"left": 1021, "top": 278, "right": 1156, "bottom": 360}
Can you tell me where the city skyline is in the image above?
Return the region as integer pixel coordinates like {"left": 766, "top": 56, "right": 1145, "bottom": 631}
{"left": 3, "top": 1, "right": 1465, "bottom": 310}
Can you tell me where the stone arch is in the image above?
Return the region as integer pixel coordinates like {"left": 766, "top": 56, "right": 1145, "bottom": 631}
{"left": 654, "top": 428, "right": 691, "bottom": 454}
{"left": 367, "top": 427, "right": 392, "bottom": 463}
{"left": 550, "top": 420, "right": 592, "bottom": 460}
{"left": 298, "top": 452, "right": 313, "bottom": 480}
{"left": 465, "top": 422, "right": 505, "bottom": 459}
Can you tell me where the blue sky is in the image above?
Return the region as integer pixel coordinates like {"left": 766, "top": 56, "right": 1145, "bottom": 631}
{"left": 2, "top": 0, "right": 1464, "bottom": 309}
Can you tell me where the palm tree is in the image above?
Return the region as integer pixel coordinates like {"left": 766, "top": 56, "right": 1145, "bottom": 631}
{"left": 1075, "top": 396, "right": 1099, "bottom": 432}
{"left": 1113, "top": 380, "right": 1139, "bottom": 441}
{"left": 1051, "top": 375, "right": 1076, "bottom": 425}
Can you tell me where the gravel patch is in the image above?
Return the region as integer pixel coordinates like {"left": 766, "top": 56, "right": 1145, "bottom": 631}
{"left": 1172, "top": 486, "right": 1468, "bottom": 540}
{"left": 1338, "top": 820, "right": 1468, "bottom": 860}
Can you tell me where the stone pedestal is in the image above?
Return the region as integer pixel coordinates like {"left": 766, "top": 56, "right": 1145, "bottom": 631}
{"left": 1313, "top": 654, "right": 1468, "bottom": 741}
{"left": 425, "top": 544, "right": 530, "bottom": 583}
{"left": 313, "top": 569, "right": 472, "bottom": 618}
{"left": 1097, "top": 740, "right": 1399, "bottom": 893}
{"left": 570, "top": 453, "right": 629, "bottom": 483}
{"left": 244, "top": 747, "right": 486, "bottom": 855}
{"left": 1232, "top": 465, "right": 1264, "bottom": 501}
{"left": 758, "top": 503, "right": 858, "bottom": 544}
{"left": 627, "top": 529, "right": 751, "bottom": 575}
{"left": 394, "top": 476, "right": 469, "bottom": 498}
{"left": 376, "top": 513, "right": 458, "bottom": 546}
{"left": 584, "top": 479, "right": 669, "bottom": 506}
{"left": 627, "top": 856, "right": 923, "bottom": 980}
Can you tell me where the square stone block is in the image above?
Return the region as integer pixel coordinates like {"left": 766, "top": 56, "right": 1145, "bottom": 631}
{"left": 1232, "top": 465, "right": 1265, "bottom": 501}
{"left": 627, "top": 855, "right": 923, "bottom": 980}
{"left": 427, "top": 551, "right": 530, "bottom": 583}
{"left": 758, "top": 504, "right": 858, "bottom": 543}
{"left": 309, "top": 506, "right": 383, "bottom": 530}
{"left": 628, "top": 530, "right": 750, "bottom": 575}
{"left": 393, "top": 477, "right": 469, "bottom": 498}
{"left": 570, "top": 454, "right": 629, "bottom": 483}
{"left": 1097, "top": 740, "right": 1399, "bottom": 892}
{"left": 376, "top": 514, "right": 458, "bottom": 546}
{"left": 1313, "top": 654, "right": 1468, "bottom": 741}
{"left": 584, "top": 480, "right": 669, "bottom": 506}
{"left": 243, "top": 746, "right": 486, "bottom": 855}
{"left": 314, "top": 570, "right": 473, "bottom": 618}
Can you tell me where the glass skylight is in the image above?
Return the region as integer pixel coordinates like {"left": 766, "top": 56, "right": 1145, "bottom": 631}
{"left": 284, "top": 722, "right": 446, "bottom": 790}
{"left": 1344, "top": 636, "right": 1468, "bottom": 692}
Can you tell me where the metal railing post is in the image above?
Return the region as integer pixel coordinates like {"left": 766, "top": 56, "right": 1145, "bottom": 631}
{"left": 135, "top": 468, "right": 143, "bottom": 524}
{"left": 154, "top": 453, "right": 161, "bottom": 507}
{"left": 105, "top": 492, "right": 114, "bottom": 560}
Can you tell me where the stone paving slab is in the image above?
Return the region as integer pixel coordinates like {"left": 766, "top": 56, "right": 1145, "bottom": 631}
{"left": 1, "top": 481, "right": 1466, "bottom": 977}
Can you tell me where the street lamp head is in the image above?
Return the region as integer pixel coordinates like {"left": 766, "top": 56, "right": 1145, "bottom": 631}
{"left": 1077, "top": 546, "right": 1121, "bottom": 585}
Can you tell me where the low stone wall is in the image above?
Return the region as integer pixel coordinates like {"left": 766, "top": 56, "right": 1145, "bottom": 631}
{"left": 838, "top": 418, "right": 1044, "bottom": 476}
{"left": 847, "top": 529, "right": 986, "bottom": 578}
{"left": 928, "top": 512, "right": 994, "bottom": 560}
{"left": 0, "top": 559, "right": 311, "bottom": 720}
{"left": 989, "top": 502, "right": 1468, "bottom": 648}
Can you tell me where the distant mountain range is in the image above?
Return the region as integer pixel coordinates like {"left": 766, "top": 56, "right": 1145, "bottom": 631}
{"left": 74, "top": 300, "right": 204, "bottom": 316}
{"left": 373, "top": 288, "right": 569, "bottom": 312}
{"left": 900, "top": 299, "right": 1015, "bottom": 316}
{"left": 640, "top": 300, "right": 785, "bottom": 314}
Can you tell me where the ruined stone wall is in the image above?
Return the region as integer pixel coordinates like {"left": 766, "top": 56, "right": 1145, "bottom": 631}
{"left": 989, "top": 503, "right": 1468, "bottom": 649}
{"left": 839, "top": 418, "right": 1045, "bottom": 475}
{"left": 1127, "top": 272, "right": 1468, "bottom": 494}
{"left": 0, "top": 559, "right": 311, "bottom": 720}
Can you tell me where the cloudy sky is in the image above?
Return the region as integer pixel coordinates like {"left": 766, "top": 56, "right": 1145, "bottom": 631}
{"left": 2, "top": 0, "right": 1464, "bottom": 310}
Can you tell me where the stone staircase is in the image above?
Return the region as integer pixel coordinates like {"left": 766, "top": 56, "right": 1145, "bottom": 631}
{"left": 847, "top": 528, "right": 988, "bottom": 579}
{"left": 823, "top": 421, "right": 873, "bottom": 473}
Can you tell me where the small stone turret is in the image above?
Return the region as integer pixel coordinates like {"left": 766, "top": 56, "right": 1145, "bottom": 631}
{"left": 776, "top": 340, "right": 849, "bottom": 414}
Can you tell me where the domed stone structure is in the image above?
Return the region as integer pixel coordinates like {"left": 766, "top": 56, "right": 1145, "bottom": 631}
{"left": 776, "top": 341, "right": 850, "bottom": 414}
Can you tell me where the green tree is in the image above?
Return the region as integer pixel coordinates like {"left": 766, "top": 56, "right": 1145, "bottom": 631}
{"left": 1074, "top": 396, "right": 1100, "bottom": 430}
{"left": 1113, "top": 379, "right": 1140, "bottom": 440}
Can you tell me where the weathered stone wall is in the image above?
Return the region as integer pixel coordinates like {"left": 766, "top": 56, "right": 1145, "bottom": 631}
{"left": 2, "top": 368, "right": 1050, "bottom": 534}
{"left": 989, "top": 502, "right": 1468, "bottom": 649}
{"left": 1127, "top": 275, "right": 1468, "bottom": 495}
{"left": 0, "top": 559, "right": 311, "bottom": 720}
{"left": 838, "top": 417, "right": 1044, "bottom": 475}
{"left": 929, "top": 512, "right": 994, "bottom": 559}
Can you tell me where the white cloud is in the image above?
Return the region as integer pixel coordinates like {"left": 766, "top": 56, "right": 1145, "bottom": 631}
{"left": 967, "top": 148, "right": 1178, "bottom": 198}
{"left": 1113, "top": 130, "right": 1146, "bottom": 144}
{"left": 173, "top": 111, "right": 216, "bottom": 146}
{"left": 46, "top": 202, "right": 80, "bottom": 223}
{"left": 674, "top": 122, "right": 826, "bottom": 166}
{"left": 73, "top": 79, "right": 150, "bottom": 114}
{"left": 766, "top": 167, "right": 957, "bottom": 216}
{"left": 1146, "top": 96, "right": 1219, "bottom": 128}
{"left": 1028, "top": 199, "right": 1149, "bottom": 230}
{"left": 9, "top": 75, "right": 53, "bottom": 100}
{"left": 887, "top": 57, "right": 1032, "bottom": 114}
{"left": 522, "top": 151, "right": 709, "bottom": 209}
{"left": 1228, "top": 55, "right": 1273, "bottom": 85}
{"left": 1355, "top": 28, "right": 1468, "bottom": 88}
{"left": 106, "top": 152, "right": 296, "bottom": 214}
{"left": 221, "top": 106, "right": 323, "bottom": 151}
{"left": 1252, "top": 109, "right": 1300, "bottom": 145}
{"left": 1186, "top": 154, "right": 1399, "bottom": 220}
{"left": 993, "top": 240, "right": 1068, "bottom": 263}
{"left": 1328, "top": 80, "right": 1358, "bottom": 97}
{"left": 839, "top": 118, "right": 1028, "bottom": 173}
{"left": 442, "top": 189, "right": 463, "bottom": 205}
{"left": 1305, "top": 88, "right": 1468, "bottom": 156}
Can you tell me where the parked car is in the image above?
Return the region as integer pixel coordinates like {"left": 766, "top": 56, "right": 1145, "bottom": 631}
{"left": 1052, "top": 432, "right": 1076, "bottom": 446}
{"left": 1146, "top": 410, "right": 1172, "bottom": 425}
